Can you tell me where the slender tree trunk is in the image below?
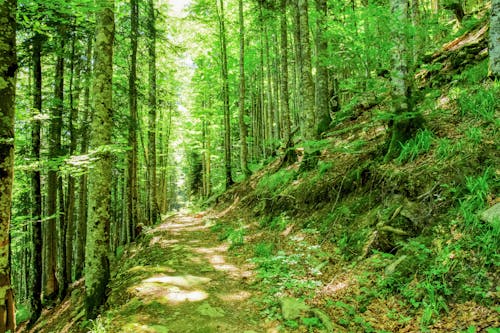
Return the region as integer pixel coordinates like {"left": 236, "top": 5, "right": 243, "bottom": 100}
{"left": 298, "top": 0, "right": 316, "bottom": 140}
{"left": 491, "top": 0, "right": 500, "bottom": 77}
{"left": 127, "top": 0, "right": 139, "bottom": 241}
{"left": 314, "top": 0, "right": 331, "bottom": 135}
{"left": 280, "top": 0, "right": 292, "bottom": 143}
{"left": 385, "top": 0, "right": 422, "bottom": 161}
{"left": 45, "top": 31, "right": 64, "bottom": 302}
{"left": 0, "top": 0, "right": 17, "bottom": 330}
{"left": 85, "top": 0, "right": 114, "bottom": 319}
{"left": 238, "top": 0, "right": 250, "bottom": 178}
{"left": 75, "top": 37, "right": 92, "bottom": 281}
{"left": 148, "top": 0, "right": 159, "bottom": 225}
{"left": 66, "top": 32, "right": 81, "bottom": 284}
{"left": 28, "top": 31, "right": 43, "bottom": 327}
{"left": 216, "top": 0, "right": 233, "bottom": 188}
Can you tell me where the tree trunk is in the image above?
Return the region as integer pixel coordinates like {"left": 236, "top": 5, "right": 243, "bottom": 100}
{"left": 148, "top": 0, "right": 159, "bottom": 225}
{"left": 127, "top": 0, "right": 139, "bottom": 241}
{"left": 65, "top": 32, "right": 81, "bottom": 284}
{"left": 28, "top": 31, "right": 43, "bottom": 327}
{"left": 298, "top": 0, "right": 316, "bottom": 140}
{"left": 216, "top": 0, "right": 233, "bottom": 188}
{"left": 238, "top": 0, "right": 250, "bottom": 178}
{"left": 491, "top": 0, "right": 500, "bottom": 77}
{"left": 280, "top": 0, "right": 292, "bottom": 143}
{"left": 75, "top": 37, "right": 92, "bottom": 281}
{"left": 45, "top": 31, "right": 64, "bottom": 302}
{"left": 314, "top": 0, "right": 331, "bottom": 135}
{"left": 385, "top": 0, "right": 422, "bottom": 161}
{"left": 0, "top": 0, "right": 17, "bottom": 330}
{"left": 85, "top": 0, "right": 114, "bottom": 319}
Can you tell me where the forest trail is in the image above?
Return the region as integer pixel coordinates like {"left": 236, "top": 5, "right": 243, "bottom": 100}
{"left": 105, "top": 213, "right": 267, "bottom": 333}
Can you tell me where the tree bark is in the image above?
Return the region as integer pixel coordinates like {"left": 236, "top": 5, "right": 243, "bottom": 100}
{"left": 491, "top": 0, "right": 500, "bottom": 77}
{"left": 314, "top": 0, "right": 331, "bottom": 135}
{"left": 0, "top": 0, "right": 17, "bottom": 330}
{"left": 148, "top": 0, "right": 159, "bottom": 225}
{"left": 28, "top": 31, "right": 43, "bottom": 327}
{"left": 75, "top": 36, "right": 92, "bottom": 281}
{"left": 280, "top": 0, "right": 292, "bottom": 143}
{"left": 216, "top": 0, "right": 233, "bottom": 188}
{"left": 298, "top": 0, "right": 316, "bottom": 140}
{"left": 85, "top": 0, "right": 114, "bottom": 319}
{"left": 238, "top": 0, "right": 250, "bottom": 178}
{"left": 45, "top": 30, "right": 64, "bottom": 302}
{"left": 127, "top": 0, "right": 139, "bottom": 240}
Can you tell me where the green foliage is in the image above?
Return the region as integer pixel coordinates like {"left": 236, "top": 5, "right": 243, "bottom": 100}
{"left": 376, "top": 168, "right": 498, "bottom": 328}
{"left": 396, "top": 129, "right": 434, "bottom": 164}
{"left": 254, "top": 242, "right": 274, "bottom": 258}
{"left": 15, "top": 304, "right": 30, "bottom": 324}
{"left": 455, "top": 60, "right": 489, "bottom": 84}
{"left": 458, "top": 86, "right": 499, "bottom": 122}
{"left": 257, "top": 168, "right": 296, "bottom": 194}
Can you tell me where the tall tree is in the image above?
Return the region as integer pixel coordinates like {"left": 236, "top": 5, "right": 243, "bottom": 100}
{"left": 314, "top": 0, "right": 331, "bottom": 135}
{"left": 148, "top": 0, "right": 159, "bottom": 225}
{"left": 75, "top": 36, "right": 92, "bottom": 280}
{"left": 384, "top": 0, "right": 422, "bottom": 161}
{"left": 85, "top": 0, "right": 115, "bottom": 319}
{"left": 28, "top": 31, "right": 43, "bottom": 327}
{"left": 127, "top": 0, "right": 139, "bottom": 241}
{"left": 238, "top": 0, "right": 250, "bottom": 178}
{"left": 216, "top": 0, "right": 233, "bottom": 187}
{"left": 280, "top": 0, "right": 292, "bottom": 143}
{"left": 45, "top": 27, "right": 64, "bottom": 303}
{"left": 0, "top": 0, "right": 17, "bottom": 331}
{"left": 491, "top": 0, "right": 500, "bottom": 77}
{"left": 297, "top": 0, "right": 316, "bottom": 140}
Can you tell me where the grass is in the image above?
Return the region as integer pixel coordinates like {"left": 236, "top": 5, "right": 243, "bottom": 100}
{"left": 396, "top": 129, "right": 434, "bottom": 164}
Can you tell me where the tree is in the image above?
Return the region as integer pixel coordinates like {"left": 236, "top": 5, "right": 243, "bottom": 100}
{"left": 314, "top": 0, "right": 331, "bottom": 135}
{"left": 0, "top": 0, "right": 17, "bottom": 331}
{"left": 85, "top": 0, "right": 114, "bottom": 319}
{"left": 491, "top": 0, "right": 500, "bottom": 77}
{"left": 238, "top": 0, "right": 250, "bottom": 178}
{"left": 148, "top": 0, "right": 159, "bottom": 225}
{"left": 127, "top": 0, "right": 139, "bottom": 241}
{"left": 297, "top": 0, "right": 315, "bottom": 140}
{"left": 28, "top": 31, "right": 43, "bottom": 327}
{"left": 215, "top": 0, "right": 233, "bottom": 188}
{"left": 280, "top": 0, "right": 292, "bottom": 144}
{"left": 384, "top": 0, "right": 423, "bottom": 161}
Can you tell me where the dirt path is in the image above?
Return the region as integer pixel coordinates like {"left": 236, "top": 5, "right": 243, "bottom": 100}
{"left": 106, "top": 213, "right": 266, "bottom": 333}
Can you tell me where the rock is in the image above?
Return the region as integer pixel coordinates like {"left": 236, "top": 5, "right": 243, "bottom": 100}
{"left": 385, "top": 255, "right": 408, "bottom": 276}
{"left": 480, "top": 203, "right": 500, "bottom": 226}
{"left": 280, "top": 297, "right": 310, "bottom": 320}
{"left": 196, "top": 302, "right": 225, "bottom": 318}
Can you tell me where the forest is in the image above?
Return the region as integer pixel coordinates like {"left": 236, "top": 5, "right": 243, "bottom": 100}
{"left": 0, "top": 0, "right": 499, "bottom": 331}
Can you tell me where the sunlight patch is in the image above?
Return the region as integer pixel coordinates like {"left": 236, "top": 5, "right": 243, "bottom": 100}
{"left": 144, "top": 274, "right": 211, "bottom": 288}
{"left": 217, "top": 290, "right": 251, "bottom": 302}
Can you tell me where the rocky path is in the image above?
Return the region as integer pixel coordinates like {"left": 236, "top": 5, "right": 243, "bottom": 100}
{"left": 106, "top": 213, "right": 266, "bottom": 333}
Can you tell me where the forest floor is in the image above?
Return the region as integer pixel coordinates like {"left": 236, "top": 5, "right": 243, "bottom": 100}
{"left": 95, "top": 212, "right": 272, "bottom": 333}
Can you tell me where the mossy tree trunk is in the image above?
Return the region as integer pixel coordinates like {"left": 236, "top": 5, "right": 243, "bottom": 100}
{"left": 238, "top": 0, "right": 250, "bottom": 178}
{"left": 0, "top": 0, "right": 17, "bottom": 331}
{"left": 384, "top": 0, "right": 422, "bottom": 162}
{"left": 85, "top": 0, "right": 114, "bottom": 319}
{"left": 216, "top": 0, "right": 233, "bottom": 188}
{"left": 127, "top": 0, "right": 139, "bottom": 241}
{"left": 298, "top": 0, "right": 316, "bottom": 140}
{"left": 314, "top": 0, "right": 331, "bottom": 136}
{"left": 75, "top": 37, "right": 92, "bottom": 281}
{"left": 148, "top": 0, "right": 159, "bottom": 225}
{"left": 491, "top": 0, "right": 500, "bottom": 77}
{"left": 28, "top": 31, "right": 43, "bottom": 328}
{"left": 280, "top": 0, "right": 292, "bottom": 144}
